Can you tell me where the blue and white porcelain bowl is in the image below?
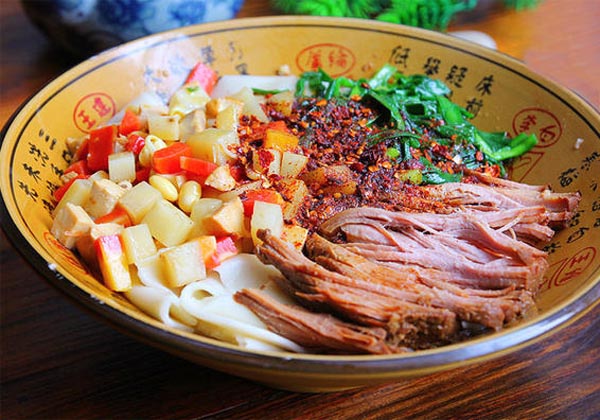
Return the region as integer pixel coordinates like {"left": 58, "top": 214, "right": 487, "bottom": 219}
{"left": 21, "top": 0, "right": 245, "bottom": 56}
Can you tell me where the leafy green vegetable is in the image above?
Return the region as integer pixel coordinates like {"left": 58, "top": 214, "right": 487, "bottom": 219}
{"left": 295, "top": 64, "right": 537, "bottom": 185}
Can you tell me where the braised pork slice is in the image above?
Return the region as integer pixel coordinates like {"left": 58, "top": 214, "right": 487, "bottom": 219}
{"left": 234, "top": 288, "right": 397, "bottom": 354}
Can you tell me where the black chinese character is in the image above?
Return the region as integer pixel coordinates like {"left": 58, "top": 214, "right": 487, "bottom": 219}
{"left": 445, "top": 65, "right": 468, "bottom": 88}
{"left": 423, "top": 57, "right": 441, "bottom": 76}
{"left": 567, "top": 227, "right": 589, "bottom": 243}
{"left": 475, "top": 75, "right": 494, "bottom": 96}
{"left": 389, "top": 46, "right": 411, "bottom": 69}
{"left": 558, "top": 167, "right": 579, "bottom": 187}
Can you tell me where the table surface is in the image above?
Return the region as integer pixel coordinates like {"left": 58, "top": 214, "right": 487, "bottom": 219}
{"left": 1, "top": 0, "right": 599, "bottom": 418}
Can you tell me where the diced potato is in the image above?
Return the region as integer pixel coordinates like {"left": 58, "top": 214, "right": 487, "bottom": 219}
{"left": 118, "top": 181, "right": 162, "bottom": 224}
{"left": 281, "top": 224, "right": 309, "bottom": 251}
{"left": 147, "top": 112, "right": 181, "bottom": 141}
{"left": 51, "top": 203, "right": 94, "bottom": 248}
{"left": 250, "top": 201, "right": 283, "bottom": 246}
{"left": 189, "top": 198, "right": 223, "bottom": 237}
{"left": 168, "top": 84, "right": 210, "bottom": 117}
{"left": 278, "top": 178, "right": 309, "bottom": 221}
{"left": 280, "top": 151, "right": 308, "bottom": 178}
{"left": 142, "top": 199, "right": 194, "bottom": 247}
{"left": 216, "top": 104, "right": 243, "bottom": 131}
{"left": 89, "top": 170, "right": 109, "bottom": 181}
{"left": 204, "top": 165, "right": 236, "bottom": 192}
{"left": 267, "top": 90, "right": 294, "bottom": 116}
{"left": 84, "top": 179, "right": 126, "bottom": 219}
{"left": 160, "top": 239, "right": 207, "bottom": 288}
{"left": 108, "top": 151, "right": 136, "bottom": 183}
{"left": 252, "top": 148, "right": 281, "bottom": 176}
{"left": 96, "top": 234, "right": 132, "bottom": 292}
{"left": 186, "top": 128, "right": 239, "bottom": 165}
{"left": 197, "top": 235, "right": 218, "bottom": 265}
{"left": 53, "top": 178, "right": 92, "bottom": 217}
{"left": 230, "top": 87, "right": 268, "bottom": 122}
{"left": 264, "top": 129, "right": 299, "bottom": 152}
{"left": 179, "top": 109, "right": 207, "bottom": 139}
{"left": 207, "top": 196, "right": 245, "bottom": 237}
{"left": 121, "top": 224, "right": 158, "bottom": 265}
{"left": 301, "top": 165, "right": 357, "bottom": 195}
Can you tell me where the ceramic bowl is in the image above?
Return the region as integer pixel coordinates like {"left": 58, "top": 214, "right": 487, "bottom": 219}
{"left": 20, "top": 0, "right": 245, "bottom": 56}
{"left": 1, "top": 16, "right": 599, "bottom": 392}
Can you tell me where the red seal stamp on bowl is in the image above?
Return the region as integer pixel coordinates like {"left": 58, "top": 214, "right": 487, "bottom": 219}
{"left": 73, "top": 93, "right": 116, "bottom": 133}
{"left": 296, "top": 43, "right": 355, "bottom": 77}
{"left": 512, "top": 107, "right": 562, "bottom": 147}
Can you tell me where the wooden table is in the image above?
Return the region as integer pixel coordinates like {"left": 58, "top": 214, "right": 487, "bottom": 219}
{"left": 1, "top": 1, "right": 598, "bottom": 418}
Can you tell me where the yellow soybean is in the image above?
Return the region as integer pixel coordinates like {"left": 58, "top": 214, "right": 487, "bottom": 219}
{"left": 178, "top": 180, "right": 202, "bottom": 213}
{"left": 149, "top": 175, "right": 178, "bottom": 202}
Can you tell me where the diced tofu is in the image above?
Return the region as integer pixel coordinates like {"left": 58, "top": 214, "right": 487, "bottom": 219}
{"left": 280, "top": 151, "right": 308, "bottom": 178}
{"left": 95, "top": 234, "right": 132, "bottom": 292}
{"left": 53, "top": 178, "right": 92, "bottom": 217}
{"left": 250, "top": 201, "right": 283, "bottom": 246}
{"left": 76, "top": 222, "right": 124, "bottom": 269}
{"left": 281, "top": 224, "right": 309, "bottom": 251}
{"left": 121, "top": 224, "right": 158, "bottom": 265}
{"left": 142, "top": 199, "right": 194, "bottom": 247}
{"left": 204, "top": 165, "right": 236, "bottom": 192}
{"left": 118, "top": 181, "right": 162, "bottom": 224}
{"left": 108, "top": 151, "right": 136, "bottom": 183}
{"left": 51, "top": 203, "right": 94, "bottom": 248}
{"left": 84, "top": 179, "right": 126, "bottom": 219}
{"left": 160, "top": 239, "right": 207, "bottom": 288}
{"left": 207, "top": 196, "right": 245, "bottom": 237}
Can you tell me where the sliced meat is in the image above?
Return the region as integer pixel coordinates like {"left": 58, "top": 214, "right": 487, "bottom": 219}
{"left": 234, "top": 288, "right": 396, "bottom": 354}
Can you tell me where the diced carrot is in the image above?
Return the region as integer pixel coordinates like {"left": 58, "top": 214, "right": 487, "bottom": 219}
{"left": 180, "top": 155, "right": 218, "bottom": 177}
{"left": 119, "top": 108, "right": 143, "bottom": 136}
{"left": 152, "top": 142, "right": 192, "bottom": 174}
{"left": 135, "top": 166, "right": 151, "bottom": 183}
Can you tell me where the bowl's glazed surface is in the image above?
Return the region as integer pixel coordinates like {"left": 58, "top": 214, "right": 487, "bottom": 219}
{"left": 1, "top": 16, "right": 599, "bottom": 392}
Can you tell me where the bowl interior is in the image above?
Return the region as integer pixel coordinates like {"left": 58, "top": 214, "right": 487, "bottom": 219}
{"left": 1, "top": 16, "right": 599, "bottom": 391}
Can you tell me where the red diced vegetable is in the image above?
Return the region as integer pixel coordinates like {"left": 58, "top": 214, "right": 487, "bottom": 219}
{"left": 73, "top": 138, "right": 89, "bottom": 162}
{"left": 180, "top": 156, "right": 218, "bottom": 177}
{"left": 242, "top": 189, "right": 284, "bottom": 217}
{"left": 95, "top": 234, "right": 131, "bottom": 291}
{"left": 64, "top": 160, "right": 90, "bottom": 176}
{"left": 95, "top": 206, "right": 132, "bottom": 227}
{"left": 135, "top": 166, "right": 151, "bottom": 183}
{"left": 205, "top": 236, "right": 239, "bottom": 269}
{"left": 185, "top": 62, "right": 218, "bottom": 94}
{"left": 125, "top": 133, "right": 145, "bottom": 154}
{"left": 53, "top": 174, "right": 88, "bottom": 202}
{"left": 152, "top": 142, "right": 192, "bottom": 174}
{"left": 119, "top": 108, "right": 142, "bottom": 136}
{"left": 87, "top": 125, "right": 118, "bottom": 171}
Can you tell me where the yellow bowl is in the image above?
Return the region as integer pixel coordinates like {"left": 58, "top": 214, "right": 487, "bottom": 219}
{"left": 1, "top": 16, "right": 599, "bottom": 392}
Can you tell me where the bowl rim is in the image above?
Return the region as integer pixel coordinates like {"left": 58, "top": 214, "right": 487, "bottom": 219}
{"left": 1, "top": 15, "right": 599, "bottom": 375}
